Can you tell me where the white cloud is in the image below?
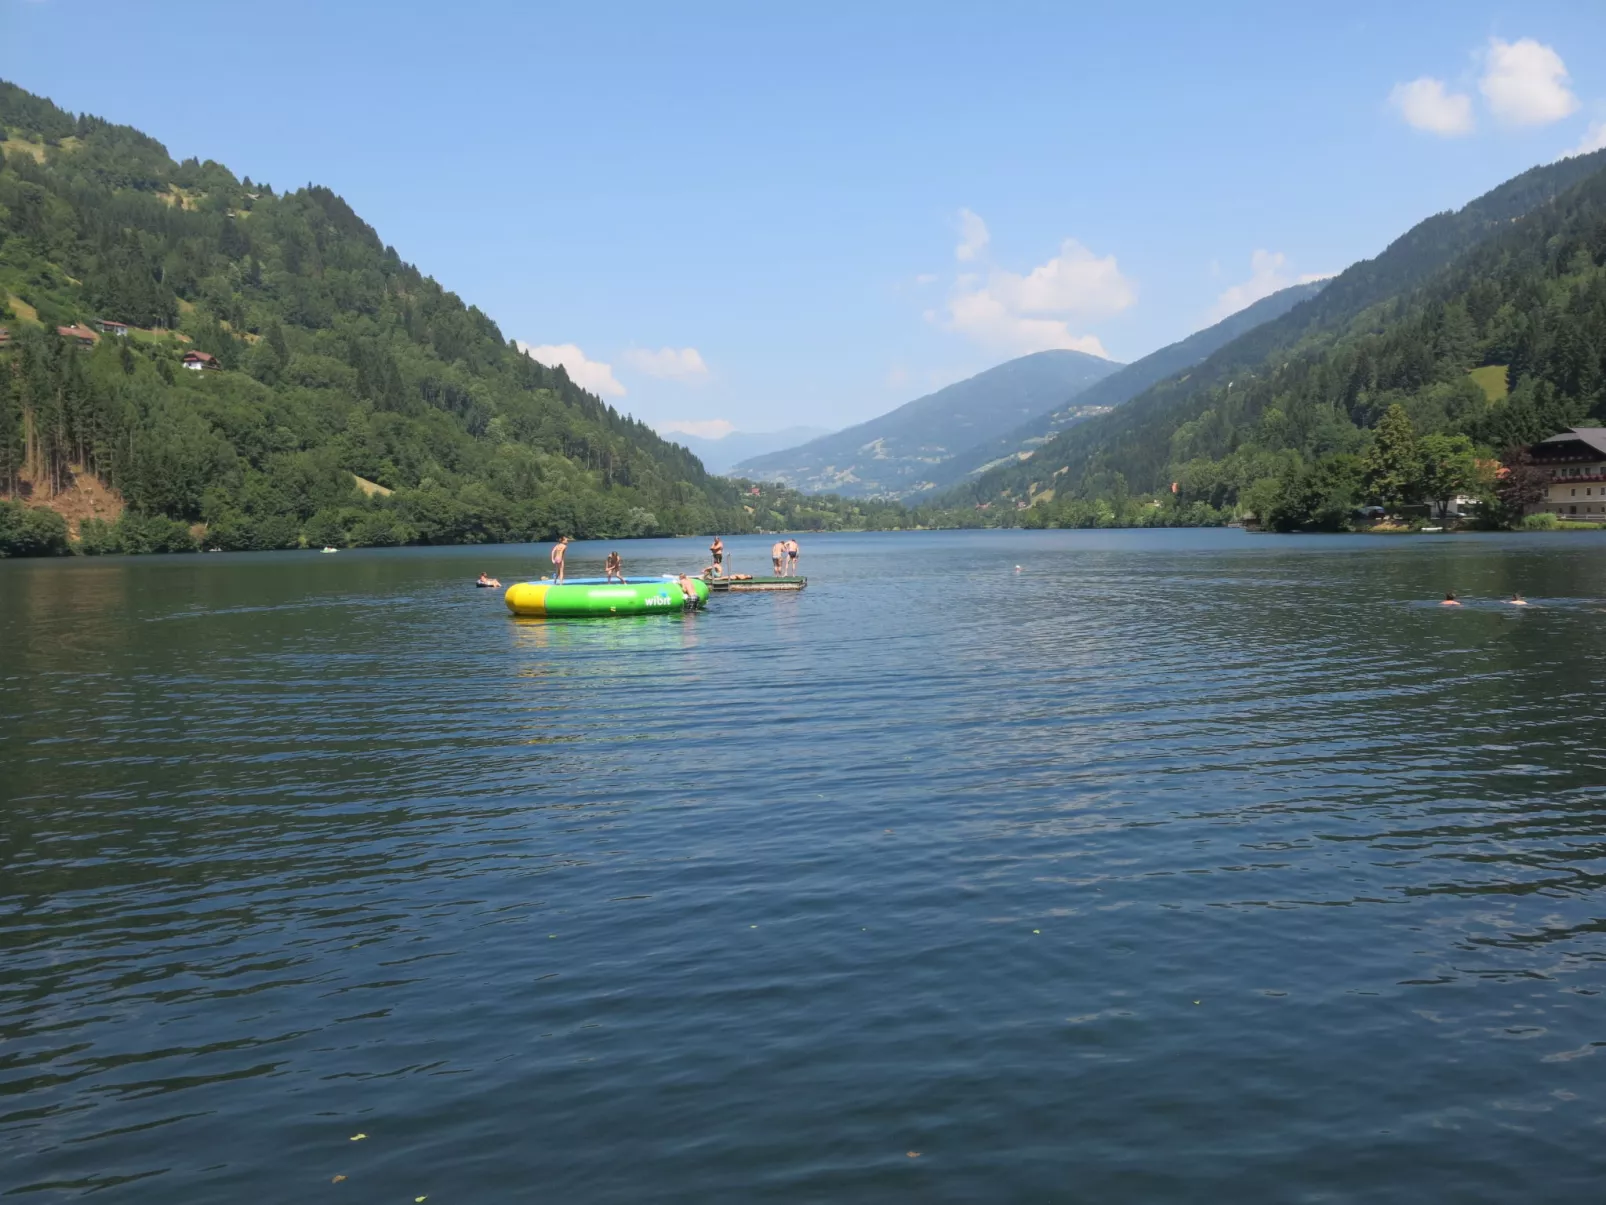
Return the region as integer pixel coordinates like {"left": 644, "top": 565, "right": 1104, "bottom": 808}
{"left": 514, "top": 341, "right": 626, "bottom": 398}
{"left": 623, "top": 345, "right": 710, "bottom": 381}
{"left": 988, "top": 239, "right": 1136, "bottom": 316}
{"left": 939, "top": 289, "right": 1110, "bottom": 358}
{"left": 955, "top": 208, "right": 990, "bottom": 262}
{"left": 935, "top": 233, "right": 1131, "bottom": 357}
{"left": 657, "top": 419, "right": 735, "bottom": 440}
{"left": 1558, "top": 119, "right": 1606, "bottom": 160}
{"left": 1480, "top": 37, "right": 1578, "bottom": 126}
{"left": 1389, "top": 77, "right": 1475, "bottom": 136}
{"left": 1206, "top": 250, "right": 1331, "bottom": 325}
{"left": 914, "top": 273, "right": 938, "bottom": 286}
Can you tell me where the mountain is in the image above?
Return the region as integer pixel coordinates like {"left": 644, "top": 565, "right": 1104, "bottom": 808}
{"left": 946, "top": 149, "right": 1606, "bottom": 513}
{"left": 907, "top": 280, "right": 1327, "bottom": 498}
{"left": 661, "top": 426, "right": 832, "bottom": 475}
{"left": 732, "top": 349, "right": 1121, "bottom": 497}
{"left": 0, "top": 80, "right": 901, "bottom": 552}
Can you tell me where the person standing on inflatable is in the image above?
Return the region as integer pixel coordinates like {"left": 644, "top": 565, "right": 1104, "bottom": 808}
{"left": 604, "top": 551, "right": 626, "bottom": 583}
{"left": 709, "top": 536, "right": 725, "bottom": 577}
{"left": 785, "top": 537, "right": 799, "bottom": 576}
{"left": 771, "top": 540, "right": 784, "bottom": 576}
{"left": 551, "top": 536, "right": 570, "bottom": 583}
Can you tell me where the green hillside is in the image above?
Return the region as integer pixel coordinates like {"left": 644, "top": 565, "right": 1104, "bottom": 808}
{"left": 732, "top": 349, "right": 1121, "bottom": 498}
{"left": 909, "top": 280, "right": 1327, "bottom": 500}
{"left": 0, "top": 81, "right": 929, "bottom": 554}
{"left": 946, "top": 149, "right": 1606, "bottom": 524}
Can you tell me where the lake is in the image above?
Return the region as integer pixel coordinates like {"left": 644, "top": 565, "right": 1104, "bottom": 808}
{"left": 3, "top": 528, "right": 1606, "bottom": 1202}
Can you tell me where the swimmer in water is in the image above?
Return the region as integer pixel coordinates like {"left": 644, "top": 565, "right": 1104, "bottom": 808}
{"left": 1442, "top": 591, "right": 1461, "bottom": 606}
{"left": 1509, "top": 593, "right": 1528, "bottom": 606}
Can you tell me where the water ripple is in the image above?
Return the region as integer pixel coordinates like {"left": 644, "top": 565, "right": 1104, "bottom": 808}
{"left": 4, "top": 531, "right": 1606, "bottom": 1202}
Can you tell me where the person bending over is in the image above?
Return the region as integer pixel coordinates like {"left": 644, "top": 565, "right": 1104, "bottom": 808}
{"left": 604, "top": 551, "right": 627, "bottom": 583}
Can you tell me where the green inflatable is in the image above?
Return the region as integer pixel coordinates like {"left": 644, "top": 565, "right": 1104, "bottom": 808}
{"left": 504, "top": 578, "right": 709, "bottom": 617}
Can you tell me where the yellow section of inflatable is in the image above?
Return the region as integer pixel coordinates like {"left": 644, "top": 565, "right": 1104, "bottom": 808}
{"left": 503, "top": 582, "right": 550, "bottom": 616}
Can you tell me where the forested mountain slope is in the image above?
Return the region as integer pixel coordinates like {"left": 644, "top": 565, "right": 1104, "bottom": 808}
{"left": 909, "top": 280, "right": 1325, "bottom": 499}
{"left": 0, "top": 80, "right": 889, "bottom": 551}
{"left": 947, "top": 150, "right": 1606, "bottom": 511}
{"left": 732, "top": 349, "right": 1119, "bottom": 498}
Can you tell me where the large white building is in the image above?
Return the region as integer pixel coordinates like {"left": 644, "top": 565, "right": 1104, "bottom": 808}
{"left": 1531, "top": 428, "right": 1606, "bottom": 519}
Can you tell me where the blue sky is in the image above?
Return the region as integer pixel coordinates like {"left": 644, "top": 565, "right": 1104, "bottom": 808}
{"left": 4, "top": 1, "right": 1604, "bottom": 439}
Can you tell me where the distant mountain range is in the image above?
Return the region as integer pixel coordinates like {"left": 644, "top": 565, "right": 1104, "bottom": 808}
{"left": 942, "top": 144, "right": 1606, "bottom": 512}
{"left": 731, "top": 349, "right": 1121, "bottom": 497}
{"left": 661, "top": 426, "right": 832, "bottom": 475}
{"left": 905, "top": 281, "right": 1327, "bottom": 498}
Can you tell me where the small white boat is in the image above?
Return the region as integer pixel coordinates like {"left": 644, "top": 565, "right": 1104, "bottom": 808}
{"left": 321, "top": 546, "right": 338, "bottom": 553}
{"left": 1421, "top": 527, "right": 1444, "bottom": 533}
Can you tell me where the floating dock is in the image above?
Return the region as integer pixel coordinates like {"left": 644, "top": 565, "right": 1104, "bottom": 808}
{"left": 706, "top": 576, "right": 807, "bottom": 592}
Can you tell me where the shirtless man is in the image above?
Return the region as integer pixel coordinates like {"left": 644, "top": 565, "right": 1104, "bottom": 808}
{"left": 604, "top": 551, "right": 626, "bottom": 583}
{"left": 677, "top": 573, "right": 700, "bottom": 605}
{"left": 771, "top": 540, "right": 785, "bottom": 577}
{"left": 709, "top": 536, "right": 725, "bottom": 577}
{"left": 785, "top": 537, "right": 799, "bottom": 576}
{"left": 550, "top": 536, "right": 569, "bottom": 583}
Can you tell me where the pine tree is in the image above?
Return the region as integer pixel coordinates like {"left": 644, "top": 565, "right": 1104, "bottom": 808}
{"left": 1363, "top": 403, "right": 1420, "bottom": 511}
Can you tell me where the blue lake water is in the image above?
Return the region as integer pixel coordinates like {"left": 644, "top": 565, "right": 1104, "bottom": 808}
{"left": 3, "top": 528, "right": 1606, "bottom": 1202}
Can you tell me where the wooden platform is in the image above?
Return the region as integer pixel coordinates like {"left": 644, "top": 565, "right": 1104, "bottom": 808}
{"left": 706, "top": 575, "right": 807, "bottom": 592}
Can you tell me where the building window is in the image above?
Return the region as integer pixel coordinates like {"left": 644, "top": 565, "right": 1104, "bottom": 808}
{"left": 1571, "top": 488, "right": 1577, "bottom": 496}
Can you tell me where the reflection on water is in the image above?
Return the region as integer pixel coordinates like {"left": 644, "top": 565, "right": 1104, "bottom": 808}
{"left": 3, "top": 531, "right": 1606, "bottom": 1203}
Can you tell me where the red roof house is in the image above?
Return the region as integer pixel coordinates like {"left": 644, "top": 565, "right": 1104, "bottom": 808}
{"left": 56, "top": 324, "right": 99, "bottom": 347}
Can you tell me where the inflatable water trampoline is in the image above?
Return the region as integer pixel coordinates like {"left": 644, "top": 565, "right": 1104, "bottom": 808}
{"left": 504, "top": 578, "right": 709, "bottom": 617}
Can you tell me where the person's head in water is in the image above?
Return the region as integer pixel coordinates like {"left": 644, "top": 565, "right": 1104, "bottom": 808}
{"left": 1443, "top": 591, "right": 1460, "bottom": 605}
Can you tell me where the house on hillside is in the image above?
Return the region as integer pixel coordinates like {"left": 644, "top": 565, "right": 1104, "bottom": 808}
{"left": 1528, "top": 428, "right": 1606, "bottom": 519}
{"left": 56, "top": 324, "right": 99, "bottom": 347}
{"left": 181, "top": 350, "right": 219, "bottom": 371}
{"left": 96, "top": 319, "right": 129, "bottom": 337}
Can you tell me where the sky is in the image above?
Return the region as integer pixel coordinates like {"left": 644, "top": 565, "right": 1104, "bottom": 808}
{"left": 4, "top": 1, "right": 1605, "bottom": 440}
